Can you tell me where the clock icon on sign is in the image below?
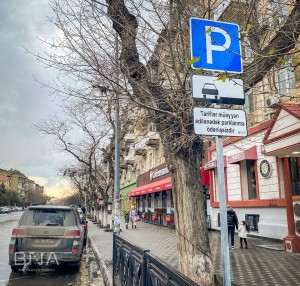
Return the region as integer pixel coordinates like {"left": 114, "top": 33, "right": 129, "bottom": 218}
{"left": 260, "top": 160, "right": 272, "bottom": 178}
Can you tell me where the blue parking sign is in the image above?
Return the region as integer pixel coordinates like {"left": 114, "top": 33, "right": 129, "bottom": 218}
{"left": 190, "top": 18, "right": 242, "bottom": 73}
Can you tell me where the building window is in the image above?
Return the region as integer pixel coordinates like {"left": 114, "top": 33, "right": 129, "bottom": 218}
{"left": 289, "top": 157, "right": 300, "bottom": 196}
{"left": 162, "top": 191, "right": 167, "bottom": 210}
{"left": 245, "top": 214, "right": 259, "bottom": 232}
{"left": 217, "top": 213, "right": 221, "bottom": 227}
{"left": 154, "top": 192, "right": 159, "bottom": 209}
{"left": 142, "top": 195, "right": 147, "bottom": 212}
{"left": 147, "top": 195, "right": 152, "bottom": 209}
{"left": 247, "top": 160, "right": 257, "bottom": 199}
{"left": 277, "top": 66, "right": 295, "bottom": 95}
{"left": 151, "top": 61, "right": 159, "bottom": 82}
{"left": 268, "top": 0, "right": 288, "bottom": 27}
{"left": 149, "top": 123, "right": 156, "bottom": 132}
{"left": 244, "top": 89, "right": 254, "bottom": 115}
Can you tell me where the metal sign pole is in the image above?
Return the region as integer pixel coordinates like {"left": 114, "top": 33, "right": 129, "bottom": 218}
{"left": 190, "top": 17, "right": 244, "bottom": 286}
{"left": 216, "top": 135, "right": 231, "bottom": 285}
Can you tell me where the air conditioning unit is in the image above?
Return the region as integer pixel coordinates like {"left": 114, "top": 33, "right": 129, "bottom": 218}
{"left": 293, "top": 202, "right": 300, "bottom": 236}
{"left": 266, "top": 95, "right": 280, "bottom": 108}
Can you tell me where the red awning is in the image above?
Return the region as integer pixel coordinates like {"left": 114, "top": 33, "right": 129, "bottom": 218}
{"left": 128, "top": 177, "right": 172, "bottom": 197}
{"left": 204, "top": 156, "right": 227, "bottom": 170}
{"left": 227, "top": 146, "right": 257, "bottom": 164}
{"left": 200, "top": 167, "right": 210, "bottom": 185}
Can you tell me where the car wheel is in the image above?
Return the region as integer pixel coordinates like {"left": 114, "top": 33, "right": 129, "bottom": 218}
{"left": 11, "top": 265, "right": 20, "bottom": 272}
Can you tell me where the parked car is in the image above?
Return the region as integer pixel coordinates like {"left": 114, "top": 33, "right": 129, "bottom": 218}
{"left": 9, "top": 205, "right": 85, "bottom": 272}
{"left": 77, "top": 208, "right": 84, "bottom": 222}
{"left": 76, "top": 207, "right": 88, "bottom": 245}
{"left": 0, "top": 207, "right": 11, "bottom": 214}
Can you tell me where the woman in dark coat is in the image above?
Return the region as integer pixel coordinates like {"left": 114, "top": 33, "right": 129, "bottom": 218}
{"left": 124, "top": 210, "right": 130, "bottom": 229}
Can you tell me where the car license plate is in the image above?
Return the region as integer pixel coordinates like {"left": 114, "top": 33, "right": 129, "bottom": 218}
{"left": 34, "top": 239, "right": 55, "bottom": 244}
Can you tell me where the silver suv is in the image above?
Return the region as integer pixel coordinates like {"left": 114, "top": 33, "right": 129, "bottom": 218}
{"left": 9, "top": 205, "right": 84, "bottom": 272}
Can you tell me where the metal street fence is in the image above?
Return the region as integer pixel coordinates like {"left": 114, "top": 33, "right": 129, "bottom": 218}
{"left": 113, "top": 233, "right": 198, "bottom": 286}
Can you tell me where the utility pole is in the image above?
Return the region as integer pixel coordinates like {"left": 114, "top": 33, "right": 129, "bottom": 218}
{"left": 113, "top": 33, "right": 120, "bottom": 235}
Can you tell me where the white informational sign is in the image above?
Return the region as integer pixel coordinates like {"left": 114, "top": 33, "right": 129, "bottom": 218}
{"left": 192, "top": 75, "right": 245, "bottom": 105}
{"left": 193, "top": 107, "right": 247, "bottom": 137}
{"left": 190, "top": 18, "right": 242, "bottom": 73}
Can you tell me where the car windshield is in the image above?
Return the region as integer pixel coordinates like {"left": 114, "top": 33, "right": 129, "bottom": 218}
{"left": 19, "top": 209, "right": 77, "bottom": 226}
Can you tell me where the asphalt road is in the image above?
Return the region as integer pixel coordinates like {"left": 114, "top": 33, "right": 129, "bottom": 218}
{"left": 0, "top": 211, "right": 102, "bottom": 286}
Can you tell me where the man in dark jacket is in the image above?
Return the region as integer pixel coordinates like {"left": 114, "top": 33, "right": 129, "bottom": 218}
{"left": 227, "top": 204, "right": 238, "bottom": 249}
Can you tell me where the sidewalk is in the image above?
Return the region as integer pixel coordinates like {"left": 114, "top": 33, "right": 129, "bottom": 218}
{"left": 88, "top": 219, "right": 300, "bottom": 286}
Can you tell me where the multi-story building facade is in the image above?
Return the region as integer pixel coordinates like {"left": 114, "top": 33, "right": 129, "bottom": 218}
{"left": 119, "top": 113, "right": 177, "bottom": 226}
{"left": 0, "top": 168, "right": 45, "bottom": 205}
{"left": 111, "top": 0, "right": 300, "bottom": 252}
{"left": 0, "top": 173, "right": 11, "bottom": 190}
{"left": 203, "top": 0, "right": 300, "bottom": 252}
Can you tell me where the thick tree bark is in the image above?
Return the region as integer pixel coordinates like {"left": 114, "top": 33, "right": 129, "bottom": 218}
{"left": 170, "top": 150, "right": 212, "bottom": 284}
{"left": 106, "top": 0, "right": 212, "bottom": 284}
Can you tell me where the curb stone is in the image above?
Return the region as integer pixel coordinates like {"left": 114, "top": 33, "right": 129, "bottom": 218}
{"left": 88, "top": 236, "right": 113, "bottom": 286}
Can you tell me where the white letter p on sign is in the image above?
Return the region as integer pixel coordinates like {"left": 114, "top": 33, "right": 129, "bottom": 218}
{"left": 205, "top": 25, "right": 231, "bottom": 64}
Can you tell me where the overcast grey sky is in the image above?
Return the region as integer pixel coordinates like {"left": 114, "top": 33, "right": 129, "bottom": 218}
{"left": 0, "top": 1, "right": 72, "bottom": 197}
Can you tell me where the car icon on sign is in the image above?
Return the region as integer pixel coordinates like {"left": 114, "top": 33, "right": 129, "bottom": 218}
{"left": 202, "top": 83, "right": 219, "bottom": 100}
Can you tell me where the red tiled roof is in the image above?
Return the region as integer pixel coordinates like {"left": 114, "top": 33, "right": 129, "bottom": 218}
{"left": 263, "top": 103, "right": 300, "bottom": 143}
{"left": 208, "top": 119, "right": 271, "bottom": 152}
{"left": 281, "top": 103, "right": 300, "bottom": 119}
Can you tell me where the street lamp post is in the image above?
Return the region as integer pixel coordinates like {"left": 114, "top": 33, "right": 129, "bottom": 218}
{"left": 93, "top": 83, "right": 120, "bottom": 235}
{"left": 93, "top": 34, "right": 120, "bottom": 235}
{"left": 114, "top": 81, "right": 120, "bottom": 235}
{"left": 114, "top": 34, "right": 120, "bottom": 235}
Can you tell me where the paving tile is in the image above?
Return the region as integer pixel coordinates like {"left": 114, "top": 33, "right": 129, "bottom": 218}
{"left": 88, "top": 219, "right": 300, "bottom": 285}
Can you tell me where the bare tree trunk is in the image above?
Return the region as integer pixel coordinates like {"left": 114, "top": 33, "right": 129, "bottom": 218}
{"left": 110, "top": 199, "right": 115, "bottom": 230}
{"left": 166, "top": 150, "right": 212, "bottom": 284}
{"left": 95, "top": 204, "right": 100, "bottom": 223}
{"left": 102, "top": 205, "right": 108, "bottom": 227}
{"left": 106, "top": 1, "right": 212, "bottom": 283}
{"left": 94, "top": 197, "right": 98, "bottom": 222}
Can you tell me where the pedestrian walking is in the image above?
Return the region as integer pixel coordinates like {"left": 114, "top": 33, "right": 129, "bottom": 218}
{"left": 124, "top": 210, "right": 130, "bottom": 229}
{"left": 238, "top": 220, "right": 249, "bottom": 249}
{"left": 227, "top": 204, "right": 238, "bottom": 249}
{"left": 129, "top": 206, "right": 137, "bottom": 229}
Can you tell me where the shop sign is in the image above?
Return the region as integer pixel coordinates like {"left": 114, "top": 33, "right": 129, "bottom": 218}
{"left": 150, "top": 167, "right": 169, "bottom": 181}
{"left": 227, "top": 152, "right": 244, "bottom": 163}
